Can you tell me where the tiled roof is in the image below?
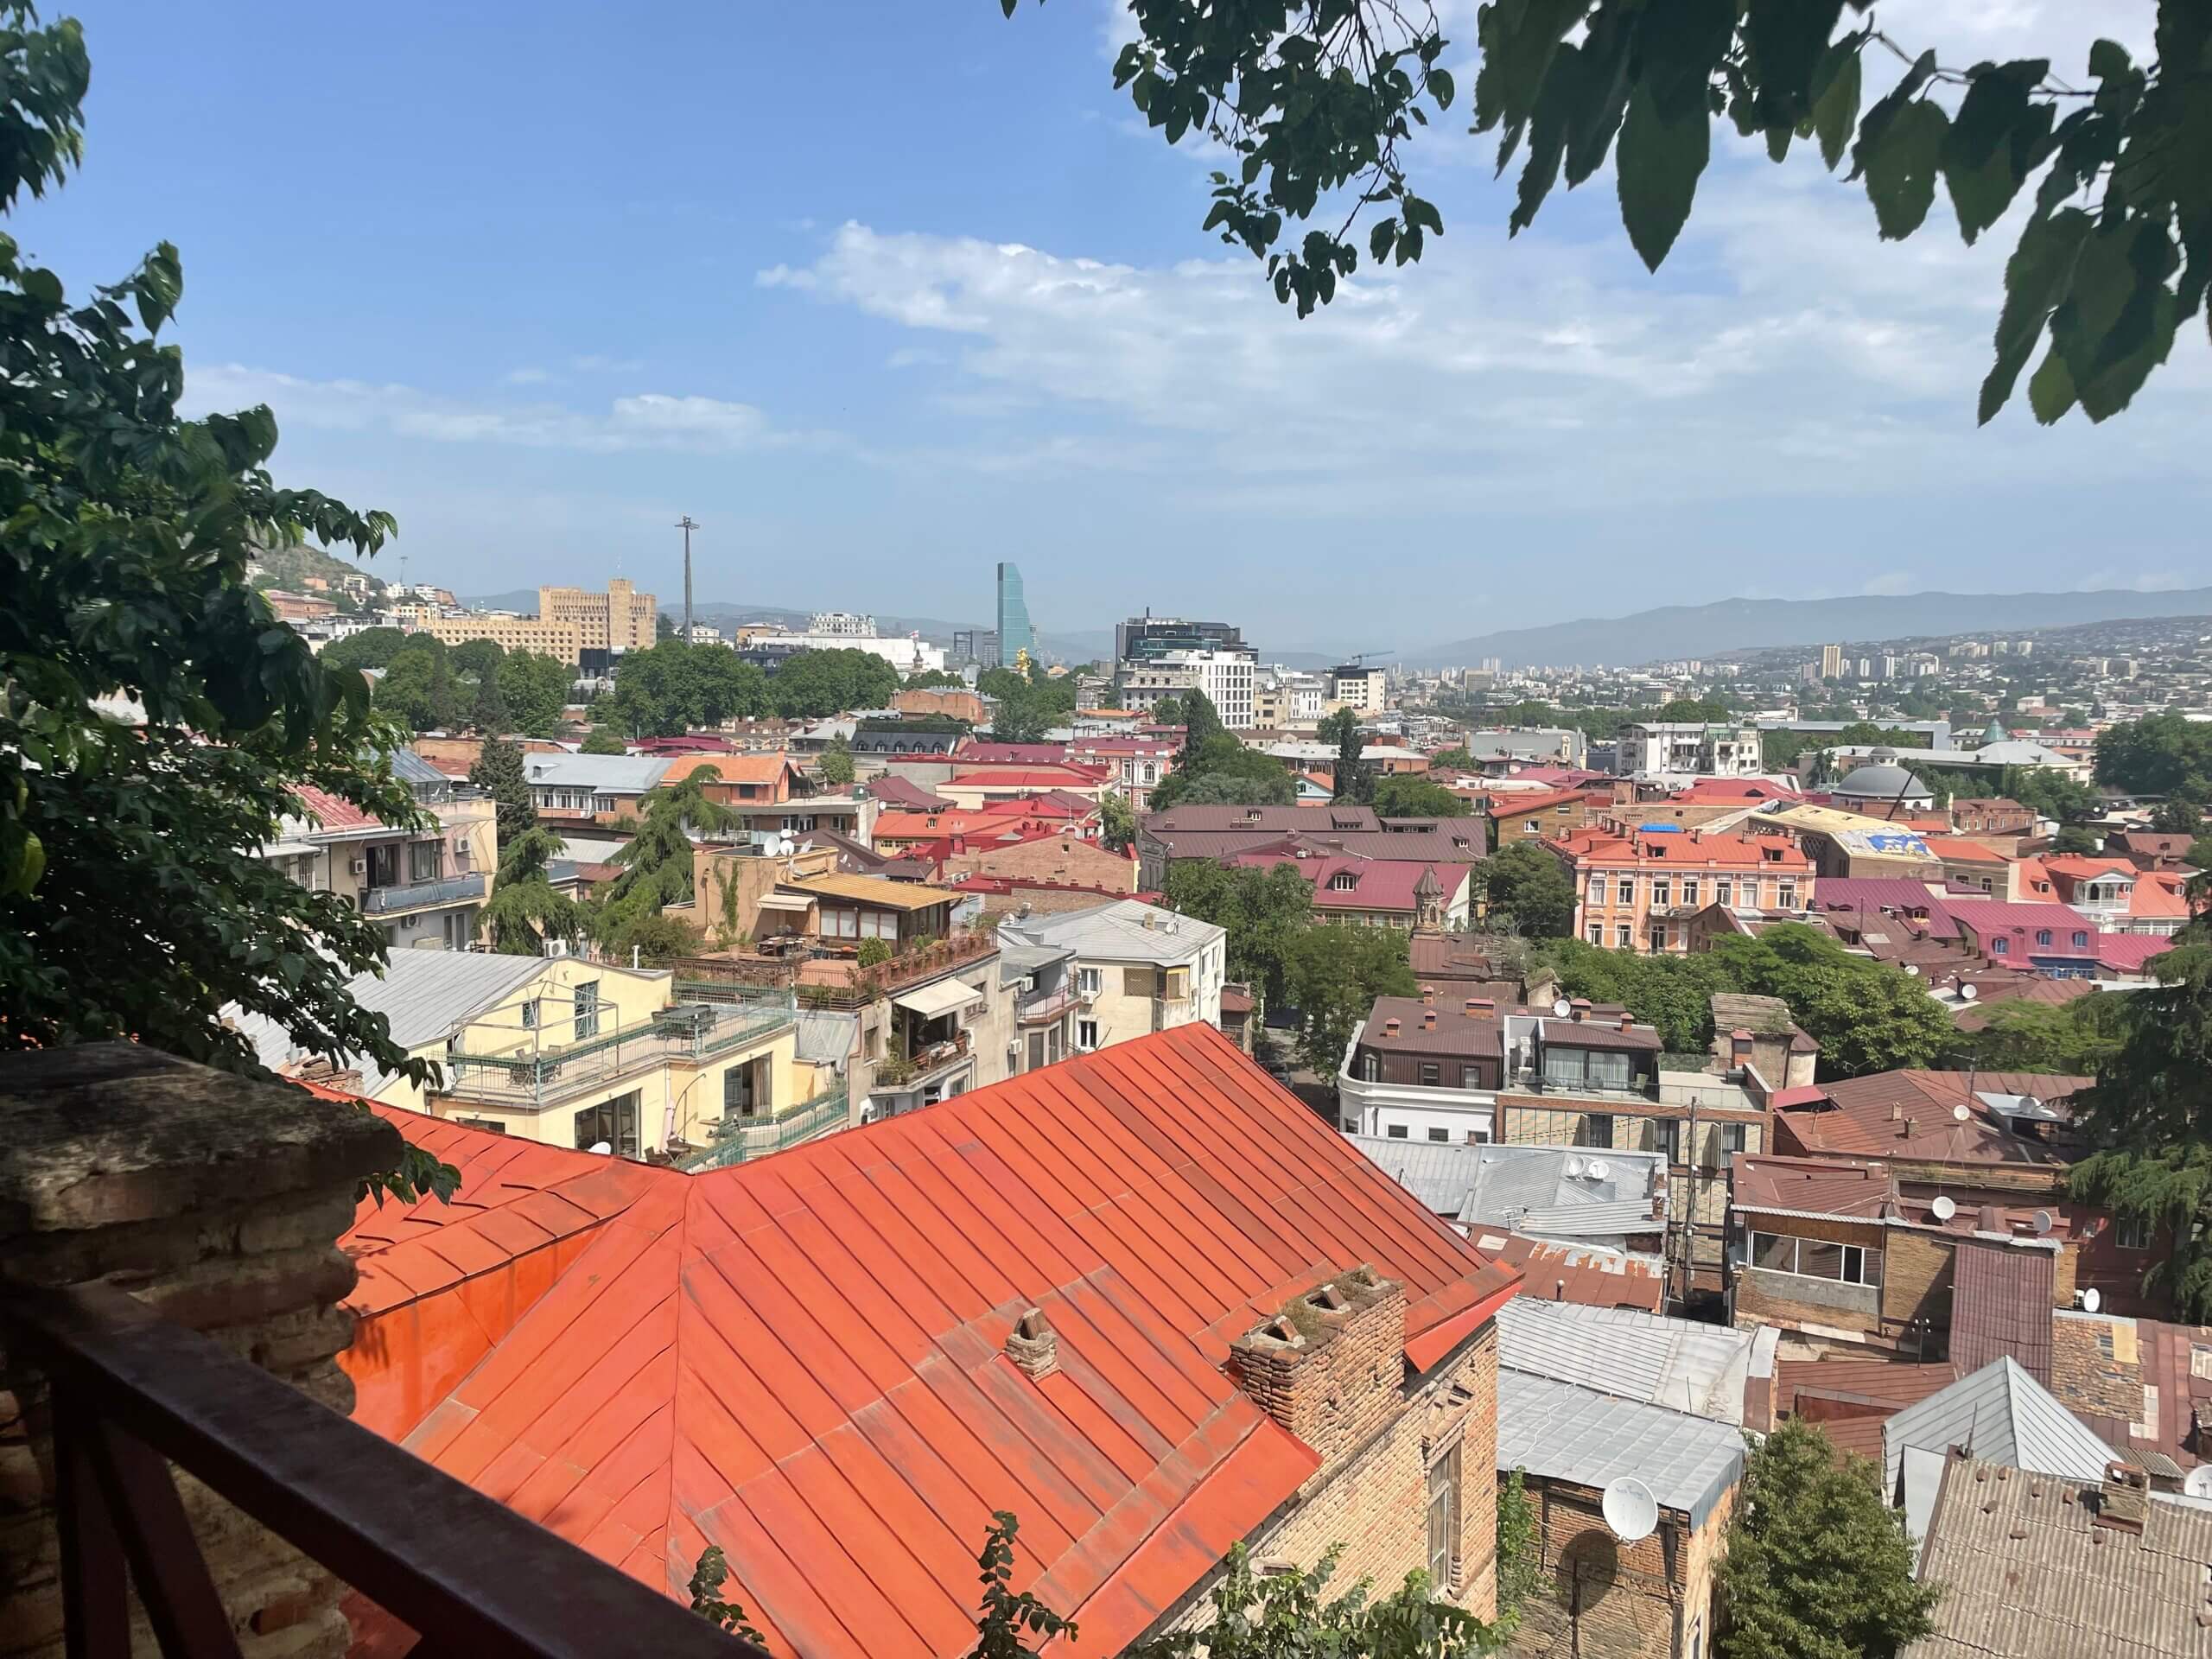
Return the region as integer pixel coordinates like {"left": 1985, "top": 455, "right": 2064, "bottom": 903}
{"left": 390, "top": 1025, "right": 1517, "bottom": 1658}
{"left": 1731, "top": 1154, "right": 1893, "bottom": 1219}
{"left": 1920, "top": 836, "right": 2008, "bottom": 865}
{"left": 947, "top": 766, "right": 1107, "bottom": 788}
{"left": 1548, "top": 826, "right": 1813, "bottom": 871}
{"left": 1473, "top": 1234, "right": 1664, "bottom": 1312}
{"left": 1951, "top": 903, "right": 2101, "bottom": 955}
{"left": 1951, "top": 1239, "right": 2057, "bottom": 1388}
{"left": 954, "top": 741, "right": 1071, "bottom": 765}
{"left": 1906, "top": 1451, "right": 2212, "bottom": 1658}
{"left": 1224, "top": 851, "right": 1470, "bottom": 914}
{"left": 1776, "top": 1357, "right": 1958, "bottom": 1419}
{"left": 862, "top": 776, "right": 955, "bottom": 810}
{"left": 659, "top": 753, "right": 799, "bottom": 786}
{"left": 2094, "top": 934, "right": 2179, "bottom": 974}
{"left": 1775, "top": 1070, "right": 2094, "bottom": 1166}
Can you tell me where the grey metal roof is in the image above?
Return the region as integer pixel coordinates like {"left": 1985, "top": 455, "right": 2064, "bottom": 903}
{"left": 521, "top": 753, "right": 671, "bottom": 792}
{"left": 998, "top": 899, "right": 1224, "bottom": 964}
{"left": 1346, "top": 1137, "right": 1667, "bottom": 1233}
{"left": 997, "top": 940, "right": 1072, "bottom": 986}
{"left": 388, "top": 747, "right": 448, "bottom": 785}
{"left": 1498, "top": 1299, "right": 1756, "bottom": 1425}
{"left": 1881, "top": 1356, "right": 2117, "bottom": 1494}
{"left": 794, "top": 1008, "right": 856, "bottom": 1069}
{"left": 1497, "top": 1368, "right": 1745, "bottom": 1530}
{"left": 225, "top": 951, "right": 546, "bottom": 1096}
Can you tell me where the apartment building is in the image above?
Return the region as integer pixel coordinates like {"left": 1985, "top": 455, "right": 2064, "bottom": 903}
{"left": 269, "top": 749, "right": 496, "bottom": 952}
{"left": 1118, "top": 645, "right": 1257, "bottom": 728}
{"left": 419, "top": 578, "right": 655, "bottom": 669}
{"left": 1329, "top": 662, "right": 1389, "bottom": 711}
{"left": 999, "top": 899, "right": 1226, "bottom": 1053}
{"left": 1552, "top": 826, "right": 1815, "bottom": 954}
{"left": 1617, "top": 721, "right": 1767, "bottom": 779}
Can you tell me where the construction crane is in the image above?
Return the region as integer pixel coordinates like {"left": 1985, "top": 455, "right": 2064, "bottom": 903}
{"left": 1338, "top": 650, "right": 1395, "bottom": 668}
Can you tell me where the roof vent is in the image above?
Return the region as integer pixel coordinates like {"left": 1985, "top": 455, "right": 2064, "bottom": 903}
{"left": 1570, "top": 999, "right": 1591, "bottom": 1022}
{"left": 1007, "top": 1308, "right": 1058, "bottom": 1381}
{"left": 1466, "top": 997, "right": 1494, "bottom": 1014}
{"left": 1421, "top": 985, "right": 1436, "bottom": 1006}
{"left": 1422, "top": 1010, "right": 1437, "bottom": 1029}
{"left": 1383, "top": 1018, "right": 1401, "bottom": 1037}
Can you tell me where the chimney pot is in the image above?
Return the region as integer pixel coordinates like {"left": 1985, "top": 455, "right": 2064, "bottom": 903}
{"left": 1421, "top": 985, "right": 1435, "bottom": 1006}
{"left": 1422, "top": 1011, "right": 1436, "bottom": 1029}
{"left": 1383, "top": 1018, "right": 1401, "bottom": 1036}
{"left": 1007, "top": 1308, "right": 1059, "bottom": 1381}
{"left": 1619, "top": 1013, "right": 1633, "bottom": 1033}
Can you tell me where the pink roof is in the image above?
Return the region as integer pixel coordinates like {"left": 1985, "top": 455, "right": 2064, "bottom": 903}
{"left": 1950, "top": 902, "right": 2100, "bottom": 953}
{"left": 955, "top": 741, "right": 1072, "bottom": 765}
{"left": 289, "top": 784, "right": 386, "bottom": 834}
{"left": 1226, "top": 851, "right": 1468, "bottom": 914}
{"left": 2094, "top": 934, "right": 2177, "bottom": 973}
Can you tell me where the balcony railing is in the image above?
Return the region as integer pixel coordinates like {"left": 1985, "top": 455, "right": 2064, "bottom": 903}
{"left": 1016, "top": 982, "right": 1085, "bottom": 1025}
{"left": 435, "top": 990, "right": 798, "bottom": 1110}
{"left": 4, "top": 1277, "right": 758, "bottom": 1659}
{"left": 670, "top": 930, "right": 999, "bottom": 1013}
{"left": 362, "top": 872, "right": 486, "bottom": 915}
{"left": 674, "top": 1085, "right": 850, "bottom": 1171}
{"left": 874, "top": 1029, "right": 973, "bottom": 1090}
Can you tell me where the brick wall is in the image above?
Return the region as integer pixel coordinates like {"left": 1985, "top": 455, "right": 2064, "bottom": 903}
{"left": 0, "top": 1045, "right": 402, "bottom": 1659}
{"left": 1505, "top": 1480, "right": 1714, "bottom": 1659}
{"left": 1881, "top": 1231, "right": 1957, "bottom": 1335}
{"left": 1736, "top": 1268, "right": 1884, "bottom": 1338}
{"left": 2050, "top": 1318, "right": 2140, "bottom": 1419}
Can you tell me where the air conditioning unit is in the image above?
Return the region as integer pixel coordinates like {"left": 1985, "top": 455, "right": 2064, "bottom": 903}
{"left": 349, "top": 858, "right": 368, "bottom": 875}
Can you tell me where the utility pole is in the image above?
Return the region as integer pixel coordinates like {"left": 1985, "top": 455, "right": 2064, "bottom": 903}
{"left": 675, "top": 514, "right": 699, "bottom": 642}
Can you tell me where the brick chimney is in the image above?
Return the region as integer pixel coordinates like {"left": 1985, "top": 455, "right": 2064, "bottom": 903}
{"left": 1227, "top": 1268, "right": 1407, "bottom": 1467}
{"left": 1731, "top": 1029, "right": 1754, "bottom": 1062}
{"left": 2093, "top": 1461, "right": 2149, "bottom": 1535}
{"left": 1422, "top": 1010, "right": 1437, "bottom": 1030}
{"left": 1465, "top": 998, "right": 1493, "bottom": 1015}
{"left": 1006, "top": 1308, "right": 1059, "bottom": 1382}
{"left": 1570, "top": 999, "right": 1591, "bottom": 1022}
{"left": 1619, "top": 1012, "right": 1634, "bottom": 1033}
{"left": 1421, "top": 985, "right": 1436, "bottom": 1007}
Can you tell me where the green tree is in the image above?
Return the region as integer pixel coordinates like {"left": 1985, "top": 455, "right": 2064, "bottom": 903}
{"left": 593, "top": 906, "right": 702, "bottom": 969}
{"left": 1178, "top": 687, "right": 1224, "bottom": 757}
{"left": 321, "top": 626, "right": 411, "bottom": 674}
{"left": 600, "top": 766, "right": 739, "bottom": 917}
{"left": 468, "top": 736, "right": 535, "bottom": 846}
{"left": 988, "top": 679, "right": 1052, "bottom": 745}
{"left": 1287, "top": 924, "right": 1416, "bottom": 1082}
{"left": 1017, "top": 3, "right": 2209, "bottom": 426}
{"left": 2051, "top": 824, "right": 2102, "bottom": 856}
{"left": 497, "top": 649, "right": 572, "bottom": 738}
{"left": 1127, "top": 1541, "right": 1499, "bottom": 1659}
{"left": 478, "top": 826, "right": 582, "bottom": 956}
{"left": 1320, "top": 707, "right": 1370, "bottom": 804}
{"left": 1099, "top": 789, "right": 1136, "bottom": 852}
{"left": 1149, "top": 693, "right": 1185, "bottom": 728}
{"left": 2001, "top": 764, "right": 2095, "bottom": 823}
{"left": 448, "top": 638, "right": 505, "bottom": 682}
{"left": 1526, "top": 939, "right": 1735, "bottom": 1052}
{"left": 1493, "top": 1469, "right": 1541, "bottom": 1641}
{"left": 2096, "top": 713, "right": 2212, "bottom": 797}
{"left": 2150, "top": 796, "right": 2207, "bottom": 835}
{"left": 1427, "top": 747, "right": 1475, "bottom": 772}
{"left": 373, "top": 639, "right": 463, "bottom": 733}
{"left": 1163, "top": 860, "right": 1314, "bottom": 1007}
{"left": 905, "top": 668, "right": 967, "bottom": 690}
{"left": 1148, "top": 735, "right": 1297, "bottom": 810}
{"left": 772, "top": 647, "right": 899, "bottom": 720}
{"left": 1372, "top": 775, "right": 1469, "bottom": 818}
{"left": 1957, "top": 993, "right": 2127, "bottom": 1076}
{"left": 1716, "top": 1420, "right": 1936, "bottom": 1659}
{"left": 0, "top": 11, "right": 451, "bottom": 1202}
{"left": 819, "top": 733, "right": 856, "bottom": 785}
{"left": 2069, "top": 943, "right": 2212, "bottom": 1320}
{"left": 1709, "top": 924, "right": 1953, "bottom": 1078}
{"left": 580, "top": 728, "right": 627, "bottom": 755}
{"left": 1481, "top": 843, "right": 1576, "bottom": 938}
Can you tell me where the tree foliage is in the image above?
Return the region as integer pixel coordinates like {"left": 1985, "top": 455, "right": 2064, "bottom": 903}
{"left": 580, "top": 727, "right": 627, "bottom": 755}
{"left": 468, "top": 736, "right": 535, "bottom": 845}
{"left": 479, "top": 827, "right": 582, "bottom": 956}
{"left": 321, "top": 626, "right": 410, "bottom": 673}
{"left": 1163, "top": 859, "right": 1314, "bottom": 1007}
{"left": 1714, "top": 1419, "right": 1937, "bottom": 1659}
{"left": 1099, "top": 788, "right": 1136, "bottom": 852}
{"left": 496, "top": 649, "right": 572, "bottom": 738}
{"left": 0, "top": 10, "right": 458, "bottom": 1203}
{"left": 600, "top": 766, "right": 737, "bottom": 923}
{"left": 1321, "top": 706, "right": 1371, "bottom": 804}
{"left": 2097, "top": 711, "right": 2212, "bottom": 798}
{"left": 1526, "top": 938, "right": 1737, "bottom": 1052}
{"left": 1017, "top": 0, "right": 2212, "bottom": 423}
{"left": 1127, "top": 1541, "right": 1502, "bottom": 1659}
{"left": 983, "top": 660, "right": 1077, "bottom": 744}
{"left": 1372, "top": 774, "right": 1468, "bottom": 818}
{"left": 1288, "top": 923, "right": 1417, "bottom": 1082}
{"left": 373, "top": 637, "right": 462, "bottom": 733}
{"left": 773, "top": 647, "right": 899, "bottom": 720}
{"left": 1149, "top": 734, "right": 1297, "bottom": 810}
{"left": 608, "top": 639, "right": 768, "bottom": 736}
{"left": 1481, "top": 842, "right": 1577, "bottom": 938}
{"left": 819, "top": 732, "right": 856, "bottom": 785}
{"left": 1955, "top": 991, "right": 2126, "bottom": 1076}
{"left": 1492, "top": 1468, "right": 1541, "bottom": 1641}
{"left": 1999, "top": 762, "right": 2095, "bottom": 823}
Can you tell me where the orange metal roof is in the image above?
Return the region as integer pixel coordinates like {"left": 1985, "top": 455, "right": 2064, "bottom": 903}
{"left": 378, "top": 1026, "right": 1516, "bottom": 1659}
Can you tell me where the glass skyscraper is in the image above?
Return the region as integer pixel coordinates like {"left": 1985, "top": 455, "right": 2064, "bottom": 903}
{"left": 995, "top": 562, "right": 1035, "bottom": 661}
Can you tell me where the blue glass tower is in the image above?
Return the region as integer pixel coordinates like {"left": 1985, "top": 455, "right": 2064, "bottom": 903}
{"left": 996, "top": 562, "right": 1035, "bottom": 661}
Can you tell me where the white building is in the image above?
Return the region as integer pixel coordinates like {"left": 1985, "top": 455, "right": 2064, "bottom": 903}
{"left": 998, "top": 899, "right": 1226, "bottom": 1053}
{"left": 1329, "top": 664, "right": 1389, "bottom": 712}
{"left": 1122, "top": 646, "right": 1256, "bottom": 729}
{"left": 741, "top": 622, "right": 946, "bottom": 675}
{"left": 1618, "top": 721, "right": 1765, "bottom": 779}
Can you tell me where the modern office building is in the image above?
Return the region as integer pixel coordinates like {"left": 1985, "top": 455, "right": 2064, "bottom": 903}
{"left": 1115, "top": 611, "right": 1248, "bottom": 665}
{"left": 995, "top": 562, "right": 1034, "bottom": 661}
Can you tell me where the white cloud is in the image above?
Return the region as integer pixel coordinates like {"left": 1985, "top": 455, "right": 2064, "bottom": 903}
{"left": 1860, "top": 573, "right": 1917, "bottom": 597}
{"left": 502, "top": 366, "right": 555, "bottom": 385}
{"left": 570, "top": 353, "right": 645, "bottom": 374}
{"left": 185, "top": 365, "right": 801, "bottom": 456}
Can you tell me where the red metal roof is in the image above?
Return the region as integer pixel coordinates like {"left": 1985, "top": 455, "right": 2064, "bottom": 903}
{"left": 1950, "top": 1238, "right": 2057, "bottom": 1388}
{"left": 290, "top": 784, "right": 387, "bottom": 834}
{"left": 376, "top": 1025, "right": 1516, "bottom": 1659}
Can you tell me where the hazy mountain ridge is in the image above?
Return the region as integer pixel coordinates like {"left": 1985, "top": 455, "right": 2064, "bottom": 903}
{"left": 1414, "top": 588, "right": 2212, "bottom": 670}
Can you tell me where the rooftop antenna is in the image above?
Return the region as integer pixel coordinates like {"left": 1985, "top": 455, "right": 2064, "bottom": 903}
{"left": 675, "top": 514, "right": 699, "bottom": 642}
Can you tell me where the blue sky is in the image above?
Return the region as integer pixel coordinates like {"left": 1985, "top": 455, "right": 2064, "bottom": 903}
{"left": 18, "top": 1, "right": 2207, "bottom": 654}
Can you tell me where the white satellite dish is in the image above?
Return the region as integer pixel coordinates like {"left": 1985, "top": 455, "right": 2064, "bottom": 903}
{"left": 2188, "top": 1465, "right": 2212, "bottom": 1500}
{"left": 1553, "top": 998, "right": 1573, "bottom": 1018}
{"left": 2032, "top": 1210, "right": 2054, "bottom": 1236}
{"left": 1952, "top": 1103, "right": 1971, "bottom": 1122}
{"left": 2080, "top": 1287, "right": 2103, "bottom": 1313}
{"left": 1565, "top": 1154, "right": 1587, "bottom": 1179}
{"left": 1904, "top": 963, "right": 1921, "bottom": 977}
{"left": 1586, "top": 1160, "right": 1610, "bottom": 1182}
{"left": 588, "top": 1140, "right": 613, "bottom": 1156}
{"left": 1601, "top": 1478, "right": 1659, "bottom": 1543}
{"left": 1959, "top": 982, "right": 1980, "bottom": 1001}
{"left": 1931, "top": 1194, "right": 1957, "bottom": 1222}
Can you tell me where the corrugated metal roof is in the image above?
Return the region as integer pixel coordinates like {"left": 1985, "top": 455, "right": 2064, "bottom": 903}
{"left": 521, "top": 753, "right": 672, "bottom": 792}
{"left": 999, "top": 898, "right": 1225, "bottom": 963}
{"left": 793, "top": 1008, "right": 855, "bottom": 1068}
{"left": 1951, "top": 1240, "right": 2056, "bottom": 1387}
{"left": 1498, "top": 1299, "right": 1755, "bottom": 1424}
{"left": 384, "top": 1023, "right": 1517, "bottom": 1659}
{"left": 1497, "top": 1369, "right": 1744, "bottom": 1529}
{"left": 1904, "top": 1451, "right": 2212, "bottom": 1657}
{"left": 388, "top": 747, "right": 448, "bottom": 785}
{"left": 1882, "top": 1357, "right": 2118, "bottom": 1494}
{"left": 1346, "top": 1138, "right": 1665, "bottom": 1235}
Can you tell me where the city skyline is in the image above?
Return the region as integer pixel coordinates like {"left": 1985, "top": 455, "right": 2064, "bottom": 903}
{"left": 20, "top": 1, "right": 2202, "bottom": 644}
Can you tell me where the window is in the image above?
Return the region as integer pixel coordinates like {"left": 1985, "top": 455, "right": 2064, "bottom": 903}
{"left": 1588, "top": 874, "right": 1606, "bottom": 905}
{"left": 573, "top": 981, "right": 601, "bottom": 1040}
{"left": 454, "top": 1116, "right": 507, "bottom": 1135}
{"left": 1461, "top": 1065, "right": 1484, "bottom": 1090}
{"left": 1681, "top": 879, "right": 1700, "bottom": 907}
{"left": 1164, "top": 966, "right": 1192, "bottom": 1001}
{"left": 2073, "top": 931, "right": 2090, "bottom": 948}
{"left": 1588, "top": 925, "right": 1603, "bottom": 944}
{"left": 1616, "top": 874, "right": 1635, "bottom": 904}
{"left": 1991, "top": 937, "right": 2010, "bottom": 955}
{"left": 1387, "top": 1124, "right": 1409, "bottom": 1140}
{"left": 2117, "top": 1217, "right": 2153, "bottom": 1250}
{"left": 1329, "top": 872, "right": 1359, "bottom": 892}
{"left": 1077, "top": 967, "right": 1101, "bottom": 995}
{"left": 1653, "top": 1118, "right": 1679, "bottom": 1163}
{"left": 1716, "top": 878, "right": 1733, "bottom": 907}
{"left": 1778, "top": 881, "right": 1797, "bottom": 908}
{"left": 1750, "top": 1232, "right": 1881, "bottom": 1285}
{"left": 1077, "top": 1019, "right": 1099, "bottom": 1050}
{"left": 1407, "top": 1061, "right": 1438, "bottom": 1088}
{"left": 520, "top": 999, "right": 537, "bottom": 1030}
{"left": 1722, "top": 1122, "right": 1748, "bottom": 1155}
{"left": 1617, "top": 925, "right": 1633, "bottom": 948}
{"left": 1469, "top": 1128, "right": 1491, "bottom": 1143}
{"left": 1582, "top": 1114, "right": 1615, "bottom": 1149}
{"left": 1652, "top": 879, "right": 1671, "bottom": 908}
{"left": 2036, "top": 929, "right": 2053, "bottom": 947}
{"left": 723, "top": 1058, "right": 767, "bottom": 1117}
{"left": 1123, "top": 967, "right": 1154, "bottom": 997}
{"left": 1426, "top": 1441, "right": 1462, "bottom": 1592}
{"left": 1427, "top": 1127, "right": 1449, "bottom": 1142}
{"left": 573, "top": 1090, "right": 639, "bottom": 1157}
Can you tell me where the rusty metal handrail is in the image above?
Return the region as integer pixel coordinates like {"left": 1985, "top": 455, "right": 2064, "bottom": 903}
{"left": 5, "top": 1279, "right": 758, "bottom": 1659}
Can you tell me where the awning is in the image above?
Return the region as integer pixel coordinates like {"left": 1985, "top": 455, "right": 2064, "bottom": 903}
{"left": 755, "top": 893, "right": 816, "bottom": 912}
{"left": 893, "top": 978, "right": 976, "bottom": 1020}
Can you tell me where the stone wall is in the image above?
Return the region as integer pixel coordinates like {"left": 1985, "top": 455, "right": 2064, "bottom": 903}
{"left": 0, "top": 1044, "right": 401, "bottom": 1659}
{"left": 1881, "top": 1231, "right": 1957, "bottom": 1335}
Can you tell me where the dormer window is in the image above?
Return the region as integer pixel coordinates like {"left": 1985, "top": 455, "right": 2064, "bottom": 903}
{"left": 1330, "top": 872, "right": 1358, "bottom": 892}
{"left": 2073, "top": 931, "right": 2089, "bottom": 948}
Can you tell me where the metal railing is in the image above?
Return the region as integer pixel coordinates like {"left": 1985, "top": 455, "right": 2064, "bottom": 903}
{"left": 1016, "top": 982, "right": 1085, "bottom": 1025}
{"left": 3, "top": 1278, "right": 759, "bottom": 1659}
{"left": 671, "top": 931, "right": 1000, "bottom": 1012}
{"left": 436, "top": 990, "right": 797, "bottom": 1110}
{"left": 874, "top": 1029, "right": 972, "bottom": 1090}
{"left": 362, "top": 872, "right": 486, "bottom": 914}
{"left": 674, "top": 1085, "right": 850, "bottom": 1171}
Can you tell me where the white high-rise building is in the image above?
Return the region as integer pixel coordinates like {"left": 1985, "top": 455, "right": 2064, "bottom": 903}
{"left": 1132, "top": 646, "right": 1258, "bottom": 729}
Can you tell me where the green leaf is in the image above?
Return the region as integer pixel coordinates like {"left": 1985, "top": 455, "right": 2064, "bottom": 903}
{"left": 1560, "top": 7, "right": 1634, "bottom": 187}
{"left": 2088, "top": 39, "right": 2131, "bottom": 80}
{"left": 1849, "top": 49, "right": 1936, "bottom": 182}
{"left": 1810, "top": 43, "right": 1860, "bottom": 170}
{"left": 1616, "top": 79, "right": 1710, "bottom": 271}
{"left": 1979, "top": 207, "right": 2092, "bottom": 423}
{"left": 1508, "top": 45, "right": 1580, "bottom": 235}
{"left": 1939, "top": 61, "right": 2044, "bottom": 244}
{"left": 1370, "top": 218, "right": 1397, "bottom": 264}
{"left": 1743, "top": 0, "right": 1846, "bottom": 126}
{"left": 2076, "top": 285, "right": 2177, "bottom": 422}
{"left": 1402, "top": 194, "right": 1443, "bottom": 236}
{"left": 1428, "top": 67, "right": 1454, "bottom": 111}
{"left": 2026, "top": 343, "right": 2076, "bottom": 423}
{"left": 1862, "top": 99, "right": 1948, "bottom": 240}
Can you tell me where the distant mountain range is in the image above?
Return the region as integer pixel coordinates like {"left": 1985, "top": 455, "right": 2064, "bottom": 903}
{"left": 1414, "top": 588, "right": 2212, "bottom": 670}
{"left": 461, "top": 590, "right": 1344, "bottom": 669}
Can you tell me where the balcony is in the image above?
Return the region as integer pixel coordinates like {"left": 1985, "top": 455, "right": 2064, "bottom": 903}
{"left": 1016, "top": 982, "right": 1085, "bottom": 1026}
{"left": 435, "top": 990, "right": 798, "bottom": 1110}
{"left": 674, "top": 1085, "right": 850, "bottom": 1171}
{"left": 874, "top": 1028, "right": 972, "bottom": 1090}
{"left": 362, "top": 871, "right": 486, "bottom": 915}
{"left": 671, "top": 928, "right": 1000, "bottom": 1013}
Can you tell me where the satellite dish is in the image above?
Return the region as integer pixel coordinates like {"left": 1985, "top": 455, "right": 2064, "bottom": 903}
{"left": 1959, "top": 982, "right": 1980, "bottom": 1001}
{"left": 1904, "top": 963, "right": 1921, "bottom": 977}
{"left": 1931, "top": 1195, "right": 1957, "bottom": 1222}
{"left": 2032, "top": 1210, "right": 2054, "bottom": 1236}
{"left": 1565, "top": 1155, "right": 1586, "bottom": 1179}
{"left": 1553, "top": 998, "right": 1573, "bottom": 1018}
{"left": 1586, "top": 1159, "right": 1610, "bottom": 1182}
{"left": 2187, "top": 1465, "right": 2212, "bottom": 1501}
{"left": 1601, "top": 1478, "right": 1659, "bottom": 1543}
{"left": 1952, "top": 1103, "right": 1971, "bottom": 1122}
{"left": 588, "top": 1140, "right": 613, "bottom": 1156}
{"left": 2081, "top": 1287, "right": 2103, "bottom": 1313}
